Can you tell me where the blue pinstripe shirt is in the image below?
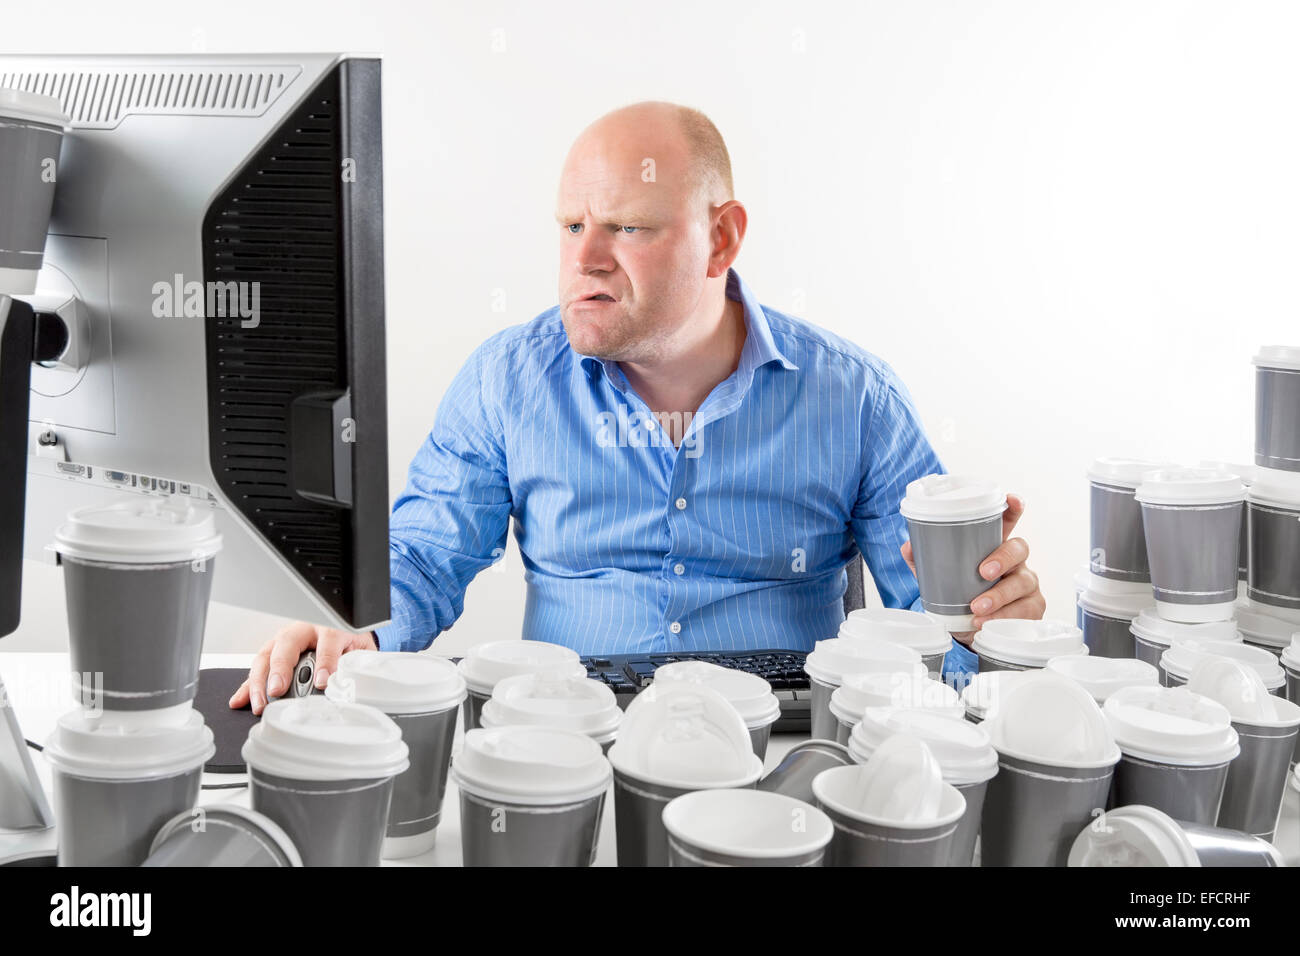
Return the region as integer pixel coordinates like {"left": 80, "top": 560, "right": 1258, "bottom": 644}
{"left": 373, "top": 268, "right": 977, "bottom": 678}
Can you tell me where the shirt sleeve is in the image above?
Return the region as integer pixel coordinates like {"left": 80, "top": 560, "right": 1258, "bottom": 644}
{"left": 372, "top": 342, "right": 513, "bottom": 652}
{"left": 849, "top": 364, "right": 948, "bottom": 613}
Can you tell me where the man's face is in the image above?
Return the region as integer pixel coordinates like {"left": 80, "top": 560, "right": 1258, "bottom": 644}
{"left": 555, "top": 129, "right": 713, "bottom": 363}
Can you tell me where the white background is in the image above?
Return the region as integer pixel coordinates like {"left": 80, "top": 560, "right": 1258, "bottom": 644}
{"left": 5, "top": 0, "right": 1297, "bottom": 655}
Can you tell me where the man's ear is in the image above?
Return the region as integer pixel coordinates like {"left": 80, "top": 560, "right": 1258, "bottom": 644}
{"left": 707, "top": 200, "right": 748, "bottom": 278}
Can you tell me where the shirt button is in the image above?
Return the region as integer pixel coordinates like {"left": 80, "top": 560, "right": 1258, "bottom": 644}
{"left": 645, "top": 417, "right": 657, "bottom": 430}
{"left": 673, "top": 563, "right": 685, "bottom": 576}
{"left": 669, "top": 621, "right": 682, "bottom": 634}
{"left": 674, "top": 497, "right": 687, "bottom": 510}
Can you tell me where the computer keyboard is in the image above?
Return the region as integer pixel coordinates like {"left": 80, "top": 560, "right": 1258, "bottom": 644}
{"left": 580, "top": 649, "right": 811, "bottom": 733}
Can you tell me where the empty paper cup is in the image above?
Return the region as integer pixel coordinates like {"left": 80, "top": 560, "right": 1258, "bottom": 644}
{"left": 840, "top": 607, "right": 952, "bottom": 676}
{"left": 959, "top": 670, "right": 1033, "bottom": 725}
{"left": 324, "top": 650, "right": 466, "bottom": 859}
{"left": 1234, "top": 597, "right": 1298, "bottom": 656}
{"left": 1103, "top": 685, "right": 1239, "bottom": 825}
{"left": 1070, "top": 805, "right": 1285, "bottom": 866}
{"left": 1246, "top": 466, "right": 1300, "bottom": 616}
{"left": 1088, "top": 458, "right": 1175, "bottom": 584}
{"left": 663, "top": 789, "right": 833, "bottom": 866}
{"left": 53, "top": 498, "right": 223, "bottom": 712}
{"left": 456, "top": 640, "right": 586, "bottom": 731}
{"left": 756, "top": 739, "right": 854, "bottom": 805}
{"left": 803, "top": 636, "right": 924, "bottom": 741}
{"left": 1078, "top": 584, "right": 1152, "bottom": 659}
{"left": 452, "top": 725, "right": 611, "bottom": 867}
{"left": 899, "top": 474, "right": 1007, "bottom": 630}
{"left": 606, "top": 683, "right": 763, "bottom": 866}
{"left": 828, "top": 671, "right": 963, "bottom": 743}
{"left": 847, "top": 707, "right": 998, "bottom": 866}
{"left": 981, "top": 672, "right": 1121, "bottom": 866}
{"left": 1128, "top": 609, "right": 1240, "bottom": 669}
{"left": 0, "top": 89, "right": 68, "bottom": 294}
{"left": 44, "top": 708, "right": 214, "bottom": 866}
{"left": 971, "top": 619, "right": 1087, "bottom": 672}
{"left": 1284, "top": 635, "right": 1300, "bottom": 704}
{"left": 812, "top": 735, "right": 966, "bottom": 867}
{"left": 480, "top": 671, "right": 622, "bottom": 753}
{"left": 1136, "top": 469, "right": 1245, "bottom": 623}
{"left": 1254, "top": 346, "right": 1300, "bottom": 473}
{"left": 242, "top": 696, "right": 409, "bottom": 867}
{"left": 1045, "top": 654, "right": 1160, "bottom": 705}
{"left": 142, "top": 805, "right": 301, "bottom": 867}
{"left": 650, "top": 660, "right": 780, "bottom": 759}
{"left": 1160, "top": 639, "right": 1285, "bottom": 694}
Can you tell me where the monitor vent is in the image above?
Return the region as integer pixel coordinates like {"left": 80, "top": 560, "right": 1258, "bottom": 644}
{"left": 0, "top": 66, "right": 300, "bottom": 128}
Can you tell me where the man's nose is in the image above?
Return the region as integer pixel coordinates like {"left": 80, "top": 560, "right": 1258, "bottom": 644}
{"left": 572, "top": 227, "right": 615, "bottom": 273}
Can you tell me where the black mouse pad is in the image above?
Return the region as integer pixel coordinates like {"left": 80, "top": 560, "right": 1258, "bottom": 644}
{"left": 194, "top": 668, "right": 259, "bottom": 773}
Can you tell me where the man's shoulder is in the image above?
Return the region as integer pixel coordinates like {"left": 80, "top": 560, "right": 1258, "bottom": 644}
{"left": 761, "top": 304, "right": 906, "bottom": 392}
{"left": 473, "top": 306, "right": 570, "bottom": 364}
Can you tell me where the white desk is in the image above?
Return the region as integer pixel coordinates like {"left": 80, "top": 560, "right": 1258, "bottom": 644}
{"left": 4, "top": 651, "right": 1298, "bottom": 867}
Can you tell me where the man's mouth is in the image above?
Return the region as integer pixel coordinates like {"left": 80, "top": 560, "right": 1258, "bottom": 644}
{"left": 583, "top": 294, "right": 615, "bottom": 301}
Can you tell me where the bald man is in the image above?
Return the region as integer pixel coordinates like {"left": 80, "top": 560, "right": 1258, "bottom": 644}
{"left": 231, "top": 101, "right": 1045, "bottom": 715}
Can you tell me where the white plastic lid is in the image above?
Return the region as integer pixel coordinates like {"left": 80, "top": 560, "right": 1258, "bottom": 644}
{"left": 661, "top": 789, "right": 834, "bottom": 860}
{"left": 984, "top": 672, "right": 1121, "bottom": 768}
{"left": 1233, "top": 599, "right": 1299, "bottom": 650}
{"left": 1283, "top": 634, "right": 1300, "bottom": 670}
{"left": 803, "top": 635, "right": 925, "bottom": 686}
{"left": 814, "top": 735, "right": 966, "bottom": 827}
{"left": 0, "top": 89, "right": 69, "bottom": 129}
{"left": 450, "top": 725, "right": 611, "bottom": 805}
{"left": 241, "top": 696, "right": 409, "bottom": 781}
{"left": 1199, "top": 460, "right": 1255, "bottom": 487}
{"left": 849, "top": 707, "right": 998, "bottom": 785}
{"left": 1067, "top": 805, "right": 1201, "bottom": 867}
{"left": 828, "top": 671, "right": 964, "bottom": 726}
{"left": 606, "top": 683, "right": 762, "bottom": 789}
{"left": 1160, "top": 639, "right": 1285, "bottom": 689}
{"left": 840, "top": 608, "right": 952, "bottom": 656}
{"left": 650, "top": 660, "right": 780, "bottom": 728}
{"left": 44, "top": 709, "right": 214, "bottom": 781}
{"left": 1044, "top": 655, "right": 1160, "bottom": 703}
{"left": 1103, "top": 685, "right": 1240, "bottom": 765}
{"left": 1087, "top": 458, "right": 1177, "bottom": 489}
{"left": 324, "top": 650, "right": 467, "bottom": 714}
{"left": 53, "top": 497, "right": 223, "bottom": 564}
{"left": 456, "top": 640, "right": 586, "bottom": 694}
{"left": 1247, "top": 467, "right": 1300, "bottom": 509}
{"left": 1128, "top": 608, "right": 1241, "bottom": 650}
{"left": 1253, "top": 345, "right": 1300, "bottom": 371}
{"left": 898, "top": 474, "right": 1007, "bottom": 522}
{"left": 479, "top": 671, "right": 623, "bottom": 741}
{"left": 971, "top": 619, "right": 1087, "bottom": 667}
{"left": 959, "top": 670, "right": 1034, "bottom": 720}
{"left": 1186, "top": 658, "right": 1277, "bottom": 722}
{"left": 1078, "top": 587, "right": 1154, "bottom": 621}
{"left": 1134, "top": 468, "right": 1245, "bottom": 505}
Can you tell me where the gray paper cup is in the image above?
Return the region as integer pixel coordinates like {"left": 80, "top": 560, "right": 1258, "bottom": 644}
{"left": 808, "top": 677, "right": 838, "bottom": 741}
{"left": 1110, "top": 754, "right": 1232, "bottom": 825}
{"left": 460, "top": 789, "right": 606, "bottom": 867}
{"left": 0, "top": 90, "right": 67, "bottom": 293}
{"left": 1178, "top": 819, "right": 1287, "bottom": 866}
{"left": 974, "top": 652, "right": 1030, "bottom": 674}
{"left": 663, "top": 789, "right": 833, "bottom": 867}
{"left": 462, "top": 690, "right": 490, "bottom": 733}
{"left": 1089, "top": 479, "right": 1152, "bottom": 583}
{"left": 1216, "top": 704, "right": 1300, "bottom": 841}
{"left": 1246, "top": 485, "right": 1300, "bottom": 614}
{"left": 1140, "top": 498, "right": 1243, "bottom": 622}
{"left": 612, "top": 769, "right": 766, "bottom": 866}
{"left": 142, "top": 805, "right": 301, "bottom": 867}
{"left": 383, "top": 707, "right": 458, "bottom": 852}
{"left": 1067, "top": 805, "right": 1284, "bottom": 866}
{"left": 1254, "top": 348, "right": 1300, "bottom": 473}
{"left": 756, "top": 740, "right": 854, "bottom": 805}
{"left": 904, "top": 513, "right": 1003, "bottom": 625}
{"left": 951, "top": 779, "right": 990, "bottom": 867}
{"left": 249, "top": 770, "right": 394, "bottom": 867}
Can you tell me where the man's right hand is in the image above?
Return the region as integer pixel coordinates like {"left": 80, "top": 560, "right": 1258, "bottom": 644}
{"left": 228, "top": 621, "right": 379, "bottom": 716}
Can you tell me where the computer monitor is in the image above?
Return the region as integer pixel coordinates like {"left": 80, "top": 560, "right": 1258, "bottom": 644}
{"left": 0, "top": 53, "right": 391, "bottom": 634}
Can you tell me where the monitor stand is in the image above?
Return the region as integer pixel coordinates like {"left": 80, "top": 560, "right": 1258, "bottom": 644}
{"left": 0, "top": 673, "right": 56, "bottom": 865}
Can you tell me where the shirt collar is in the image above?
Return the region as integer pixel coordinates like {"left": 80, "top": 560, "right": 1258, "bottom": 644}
{"left": 576, "top": 267, "right": 798, "bottom": 390}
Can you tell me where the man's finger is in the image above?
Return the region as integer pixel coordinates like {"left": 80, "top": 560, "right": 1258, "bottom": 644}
{"left": 314, "top": 628, "right": 351, "bottom": 689}
{"left": 266, "top": 632, "right": 310, "bottom": 702}
{"left": 978, "top": 536, "right": 1030, "bottom": 582}
{"left": 970, "top": 589, "right": 1048, "bottom": 630}
{"left": 228, "top": 678, "right": 251, "bottom": 710}
{"left": 245, "top": 639, "right": 276, "bottom": 715}
{"left": 900, "top": 540, "right": 917, "bottom": 577}
{"left": 970, "top": 565, "right": 1040, "bottom": 620}
{"left": 1001, "top": 494, "right": 1026, "bottom": 540}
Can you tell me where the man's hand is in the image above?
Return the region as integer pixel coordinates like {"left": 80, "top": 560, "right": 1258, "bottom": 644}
{"left": 900, "top": 493, "right": 1045, "bottom": 645}
{"left": 228, "top": 621, "right": 379, "bottom": 716}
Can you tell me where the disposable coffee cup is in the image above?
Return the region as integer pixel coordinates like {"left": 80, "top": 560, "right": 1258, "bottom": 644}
{"left": 812, "top": 736, "right": 966, "bottom": 867}
{"left": 1103, "top": 685, "right": 1239, "bottom": 826}
{"left": 828, "top": 670, "right": 963, "bottom": 744}
{"left": 958, "top": 670, "right": 1032, "bottom": 725}
{"left": 650, "top": 660, "right": 779, "bottom": 760}
{"left": 1078, "top": 585, "right": 1152, "bottom": 659}
{"left": 456, "top": 640, "right": 586, "bottom": 732}
{"left": 981, "top": 672, "right": 1121, "bottom": 866}
{"left": 451, "top": 725, "right": 611, "bottom": 867}
{"left": 325, "top": 650, "right": 466, "bottom": 859}
{"left": 242, "top": 696, "right": 409, "bottom": 867}
{"left": 1201, "top": 460, "right": 1255, "bottom": 583}
{"left": 1160, "top": 639, "right": 1285, "bottom": 694}
{"left": 1067, "top": 804, "right": 1287, "bottom": 867}
{"left": 1254, "top": 346, "right": 1300, "bottom": 473}
{"left": 1234, "top": 597, "right": 1297, "bottom": 656}
{"left": 663, "top": 789, "right": 833, "bottom": 866}
{"left": 480, "top": 670, "right": 622, "bottom": 752}
{"left": 1128, "top": 608, "right": 1239, "bottom": 669}
{"left": 1283, "top": 635, "right": 1300, "bottom": 704}
{"left": 1135, "top": 469, "right": 1245, "bottom": 623}
{"left": 847, "top": 707, "right": 998, "bottom": 866}
{"left": 899, "top": 474, "right": 1007, "bottom": 630}
{"left": 840, "top": 607, "right": 952, "bottom": 677}
{"left": 803, "top": 636, "right": 925, "bottom": 741}
{"left": 1187, "top": 657, "right": 1300, "bottom": 840}
{"left": 0, "top": 89, "right": 68, "bottom": 294}
{"left": 1246, "top": 466, "right": 1300, "bottom": 615}
{"left": 756, "top": 739, "right": 854, "bottom": 805}
{"left": 43, "top": 708, "right": 214, "bottom": 866}
{"left": 1087, "top": 458, "right": 1176, "bottom": 583}
{"left": 53, "top": 498, "right": 222, "bottom": 711}
{"left": 1044, "top": 654, "right": 1159, "bottom": 705}
{"left": 142, "top": 805, "right": 301, "bottom": 867}
{"left": 606, "top": 683, "right": 763, "bottom": 866}
{"left": 971, "top": 618, "right": 1087, "bottom": 673}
